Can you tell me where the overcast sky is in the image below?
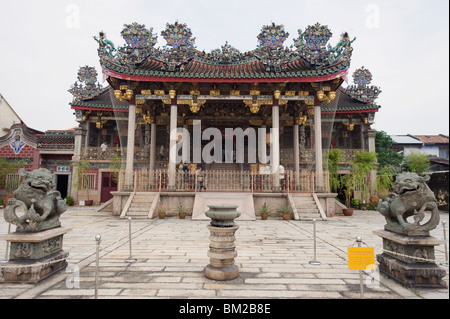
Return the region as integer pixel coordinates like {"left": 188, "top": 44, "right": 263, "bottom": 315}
{"left": 0, "top": 0, "right": 448, "bottom": 135}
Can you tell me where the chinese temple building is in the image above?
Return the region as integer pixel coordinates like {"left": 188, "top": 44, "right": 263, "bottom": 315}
{"left": 0, "top": 123, "right": 75, "bottom": 201}
{"left": 68, "top": 22, "right": 381, "bottom": 219}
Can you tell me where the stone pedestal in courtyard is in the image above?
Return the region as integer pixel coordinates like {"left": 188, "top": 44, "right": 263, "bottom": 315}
{"left": 374, "top": 229, "right": 447, "bottom": 288}
{"left": 204, "top": 205, "right": 240, "bottom": 281}
{"left": 0, "top": 227, "right": 70, "bottom": 284}
{"left": 375, "top": 172, "right": 447, "bottom": 288}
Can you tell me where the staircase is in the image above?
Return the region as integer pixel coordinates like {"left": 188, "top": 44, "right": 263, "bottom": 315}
{"left": 288, "top": 193, "right": 327, "bottom": 221}
{"left": 120, "top": 192, "right": 160, "bottom": 219}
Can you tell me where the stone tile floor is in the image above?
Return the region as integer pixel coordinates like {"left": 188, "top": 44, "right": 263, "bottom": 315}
{"left": 0, "top": 206, "right": 448, "bottom": 300}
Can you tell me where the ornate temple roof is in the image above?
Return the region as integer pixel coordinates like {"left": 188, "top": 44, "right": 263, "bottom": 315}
{"left": 70, "top": 85, "right": 129, "bottom": 112}
{"left": 95, "top": 22, "right": 355, "bottom": 83}
{"left": 321, "top": 66, "right": 382, "bottom": 114}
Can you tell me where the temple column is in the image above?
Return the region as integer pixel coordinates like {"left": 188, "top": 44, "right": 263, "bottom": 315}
{"left": 70, "top": 127, "right": 83, "bottom": 199}
{"left": 314, "top": 103, "right": 324, "bottom": 192}
{"left": 84, "top": 121, "right": 90, "bottom": 149}
{"left": 124, "top": 104, "right": 136, "bottom": 190}
{"left": 168, "top": 91, "right": 177, "bottom": 191}
{"left": 149, "top": 122, "right": 156, "bottom": 187}
{"left": 150, "top": 122, "right": 156, "bottom": 171}
{"left": 272, "top": 101, "right": 281, "bottom": 191}
{"left": 293, "top": 123, "right": 300, "bottom": 189}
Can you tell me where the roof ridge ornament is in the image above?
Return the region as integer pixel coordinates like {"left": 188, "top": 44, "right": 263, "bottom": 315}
{"left": 257, "top": 22, "right": 289, "bottom": 48}
{"left": 161, "top": 21, "right": 196, "bottom": 48}
{"left": 210, "top": 41, "right": 242, "bottom": 63}
{"left": 120, "top": 22, "right": 158, "bottom": 48}
{"left": 293, "top": 23, "right": 355, "bottom": 68}
{"left": 345, "top": 66, "right": 382, "bottom": 104}
{"left": 68, "top": 66, "right": 103, "bottom": 101}
{"left": 94, "top": 31, "right": 116, "bottom": 58}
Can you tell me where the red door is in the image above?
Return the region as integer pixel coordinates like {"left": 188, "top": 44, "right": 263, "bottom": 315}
{"left": 101, "top": 172, "right": 118, "bottom": 203}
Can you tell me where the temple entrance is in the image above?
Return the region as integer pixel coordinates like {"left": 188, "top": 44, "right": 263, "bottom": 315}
{"left": 101, "top": 172, "right": 118, "bottom": 203}
{"left": 56, "top": 174, "right": 69, "bottom": 199}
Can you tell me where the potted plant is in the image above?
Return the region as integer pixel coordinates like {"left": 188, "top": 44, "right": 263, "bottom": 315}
{"left": 175, "top": 202, "right": 188, "bottom": 219}
{"left": 65, "top": 196, "right": 74, "bottom": 206}
{"left": 259, "top": 202, "right": 271, "bottom": 220}
{"left": 277, "top": 205, "right": 292, "bottom": 220}
{"left": 158, "top": 207, "right": 167, "bottom": 219}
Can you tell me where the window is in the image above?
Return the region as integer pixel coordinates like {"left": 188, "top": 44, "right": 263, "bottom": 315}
{"left": 81, "top": 173, "right": 96, "bottom": 189}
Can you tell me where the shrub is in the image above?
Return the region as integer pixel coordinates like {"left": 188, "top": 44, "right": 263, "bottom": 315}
{"left": 65, "top": 196, "right": 74, "bottom": 206}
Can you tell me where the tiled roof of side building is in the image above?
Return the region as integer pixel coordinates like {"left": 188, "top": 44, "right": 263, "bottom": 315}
{"left": 413, "top": 135, "right": 449, "bottom": 145}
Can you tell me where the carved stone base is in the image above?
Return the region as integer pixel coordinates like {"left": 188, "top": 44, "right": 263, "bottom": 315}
{"left": 0, "top": 250, "right": 69, "bottom": 283}
{"left": 205, "top": 264, "right": 239, "bottom": 281}
{"left": 376, "top": 253, "right": 447, "bottom": 288}
{"left": 373, "top": 229, "right": 447, "bottom": 288}
{"left": 0, "top": 227, "right": 70, "bottom": 284}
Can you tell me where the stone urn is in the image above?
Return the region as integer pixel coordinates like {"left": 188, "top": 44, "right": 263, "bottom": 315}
{"left": 205, "top": 205, "right": 240, "bottom": 227}
{"left": 204, "top": 205, "right": 240, "bottom": 281}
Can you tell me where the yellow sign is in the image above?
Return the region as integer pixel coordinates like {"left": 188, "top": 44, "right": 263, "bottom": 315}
{"left": 347, "top": 247, "right": 375, "bottom": 270}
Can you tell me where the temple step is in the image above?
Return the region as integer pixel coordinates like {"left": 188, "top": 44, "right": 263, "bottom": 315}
{"left": 120, "top": 192, "right": 160, "bottom": 219}
{"left": 288, "top": 193, "right": 326, "bottom": 221}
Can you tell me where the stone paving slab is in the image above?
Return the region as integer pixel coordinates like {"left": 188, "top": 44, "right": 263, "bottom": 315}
{"left": 0, "top": 206, "right": 448, "bottom": 301}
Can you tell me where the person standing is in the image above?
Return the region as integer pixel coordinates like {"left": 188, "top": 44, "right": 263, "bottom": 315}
{"left": 100, "top": 141, "right": 108, "bottom": 159}
{"left": 196, "top": 166, "right": 206, "bottom": 191}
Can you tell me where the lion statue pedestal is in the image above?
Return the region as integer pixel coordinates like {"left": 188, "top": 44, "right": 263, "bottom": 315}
{"left": 0, "top": 168, "right": 70, "bottom": 284}
{"left": 374, "top": 172, "right": 447, "bottom": 288}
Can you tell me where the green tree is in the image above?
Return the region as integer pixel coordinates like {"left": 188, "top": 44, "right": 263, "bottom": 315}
{"left": 341, "top": 151, "right": 377, "bottom": 207}
{"left": 324, "top": 149, "right": 343, "bottom": 193}
{"left": 375, "top": 130, "right": 403, "bottom": 169}
{"left": 404, "top": 151, "right": 430, "bottom": 173}
{"left": 0, "top": 158, "right": 26, "bottom": 191}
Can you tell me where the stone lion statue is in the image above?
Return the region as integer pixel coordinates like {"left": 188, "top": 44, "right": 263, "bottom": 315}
{"left": 377, "top": 172, "right": 439, "bottom": 236}
{"left": 4, "top": 168, "right": 67, "bottom": 232}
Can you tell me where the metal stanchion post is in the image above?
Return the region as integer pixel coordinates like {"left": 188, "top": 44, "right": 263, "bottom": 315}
{"left": 125, "top": 217, "right": 137, "bottom": 263}
{"left": 1, "top": 223, "right": 11, "bottom": 264}
{"left": 309, "top": 219, "right": 321, "bottom": 265}
{"left": 95, "top": 234, "right": 101, "bottom": 299}
{"left": 356, "top": 236, "right": 364, "bottom": 299}
{"left": 441, "top": 221, "right": 449, "bottom": 267}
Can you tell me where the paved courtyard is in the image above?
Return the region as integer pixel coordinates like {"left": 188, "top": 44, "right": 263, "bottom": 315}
{"left": 0, "top": 205, "right": 448, "bottom": 300}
